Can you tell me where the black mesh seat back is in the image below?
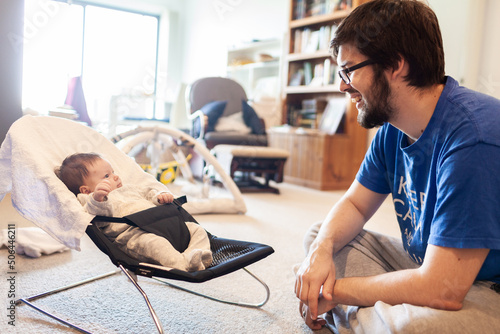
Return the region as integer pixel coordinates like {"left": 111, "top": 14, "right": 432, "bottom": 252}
{"left": 205, "top": 235, "right": 274, "bottom": 277}
{"left": 210, "top": 235, "right": 256, "bottom": 266}
{"left": 139, "top": 234, "right": 274, "bottom": 283}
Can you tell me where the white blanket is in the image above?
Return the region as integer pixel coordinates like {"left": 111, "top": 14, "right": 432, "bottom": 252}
{"left": 0, "top": 115, "right": 169, "bottom": 250}
{"left": 0, "top": 227, "right": 70, "bottom": 258}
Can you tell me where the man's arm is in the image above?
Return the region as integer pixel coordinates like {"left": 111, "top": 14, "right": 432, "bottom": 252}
{"left": 330, "top": 245, "right": 489, "bottom": 310}
{"left": 295, "top": 180, "right": 388, "bottom": 319}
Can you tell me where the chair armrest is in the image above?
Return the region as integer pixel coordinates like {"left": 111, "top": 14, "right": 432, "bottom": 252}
{"left": 189, "top": 109, "right": 206, "bottom": 139}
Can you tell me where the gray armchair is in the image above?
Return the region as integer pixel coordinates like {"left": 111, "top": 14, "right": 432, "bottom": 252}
{"left": 186, "top": 77, "right": 268, "bottom": 149}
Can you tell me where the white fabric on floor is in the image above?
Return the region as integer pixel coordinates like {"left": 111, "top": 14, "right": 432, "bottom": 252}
{"left": 0, "top": 227, "right": 69, "bottom": 257}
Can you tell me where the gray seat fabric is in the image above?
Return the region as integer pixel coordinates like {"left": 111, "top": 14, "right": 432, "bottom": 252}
{"left": 189, "top": 77, "right": 247, "bottom": 118}
{"left": 187, "top": 77, "right": 268, "bottom": 149}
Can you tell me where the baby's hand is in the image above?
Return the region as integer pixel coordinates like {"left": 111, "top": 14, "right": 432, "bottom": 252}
{"left": 93, "top": 179, "right": 112, "bottom": 202}
{"left": 157, "top": 192, "right": 174, "bottom": 204}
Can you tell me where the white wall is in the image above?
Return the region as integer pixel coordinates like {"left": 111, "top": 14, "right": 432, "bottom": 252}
{"left": 0, "top": 0, "right": 24, "bottom": 143}
{"left": 428, "top": 0, "right": 500, "bottom": 99}
{"left": 180, "top": 0, "right": 289, "bottom": 85}
{"left": 477, "top": 0, "right": 500, "bottom": 99}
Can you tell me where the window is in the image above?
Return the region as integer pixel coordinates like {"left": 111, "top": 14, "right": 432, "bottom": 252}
{"left": 23, "top": 2, "right": 83, "bottom": 114}
{"left": 22, "top": 0, "right": 161, "bottom": 134}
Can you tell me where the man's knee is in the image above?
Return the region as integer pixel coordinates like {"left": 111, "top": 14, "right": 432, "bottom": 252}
{"left": 303, "top": 220, "right": 323, "bottom": 255}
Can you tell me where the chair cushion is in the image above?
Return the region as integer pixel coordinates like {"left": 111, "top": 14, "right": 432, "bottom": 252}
{"left": 212, "top": 144, "right": 289, "bottom": 159}
{"left": 242, "top": 100, "right": 266, "bottom": 135}
{"left": 204, "top": 132, "right": 268, "bottom": 149}
{"left": 214, "top": 112, "right": 252, "bottom": 134}
{"left": 202, "top": 100, "right": 227, "bottom": 133}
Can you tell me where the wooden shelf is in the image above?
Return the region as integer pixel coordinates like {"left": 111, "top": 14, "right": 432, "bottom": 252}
{"left": 287, "top": 50, "right": 332, "bottom": 62}
{"left": 285, "top": 85, "right": 341, "bottom": 94}
{"left": 290, "top": 10, "right": 351, "bottom": 28}
{"left": 227, "top": 60, "right": 279, "bottom": 71}
{"left": 228, "top": 39, "right": 281, "bottom": 52}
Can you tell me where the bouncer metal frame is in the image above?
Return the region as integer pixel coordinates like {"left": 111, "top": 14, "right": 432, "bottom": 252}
{"left": 17, "top": 264, "right": 270, "bottom": 334}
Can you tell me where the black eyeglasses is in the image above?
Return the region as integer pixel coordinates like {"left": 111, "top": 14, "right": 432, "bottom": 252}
{"left": 338, "top": 59, "right": 376, "bottom": 85}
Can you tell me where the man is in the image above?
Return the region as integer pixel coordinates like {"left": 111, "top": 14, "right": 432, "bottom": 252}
{"left": 294, "top": 0, "right": 500, "bottom": 332}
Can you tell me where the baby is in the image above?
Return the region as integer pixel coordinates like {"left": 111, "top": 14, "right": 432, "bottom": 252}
{"left": 55, "top": 152, "right": 212, "bottom": 272}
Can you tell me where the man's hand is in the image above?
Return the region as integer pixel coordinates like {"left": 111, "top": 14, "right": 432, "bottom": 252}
{"left": 295, "top": 245, "right": 337, "bottom": 320}
{"left": 299, "top": 301, "right": 326, "bottom": 330}
{"left": 157, "top": 192, "right": 174, "bottom": 204}
{"left": 93, "top": 179, "right": 112, "bottom": 202}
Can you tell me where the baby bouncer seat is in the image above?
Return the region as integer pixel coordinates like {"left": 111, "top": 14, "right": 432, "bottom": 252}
{"left": 0, "top": 115, "right": 274, "bottom": 333}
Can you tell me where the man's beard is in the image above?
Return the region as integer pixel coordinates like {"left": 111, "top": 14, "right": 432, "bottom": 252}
{"left": 357, "top": 72, "right": 395, "bottom": 129}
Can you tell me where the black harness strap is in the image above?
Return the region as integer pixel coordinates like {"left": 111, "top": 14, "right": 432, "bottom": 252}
{"left": 92, "top": 196, "right": 192, "bottom": 253}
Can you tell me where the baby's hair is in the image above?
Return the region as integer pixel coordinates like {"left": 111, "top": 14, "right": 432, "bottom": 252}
{"left": 55, "top": 153, "right": 103, "bottom": 195}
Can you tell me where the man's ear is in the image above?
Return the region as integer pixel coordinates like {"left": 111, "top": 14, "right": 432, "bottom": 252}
{"left": 79, "top": 185, "right": 91, "bottom": 194}
{"left": 391, "top": 54, "right": 407, "bottom": 80}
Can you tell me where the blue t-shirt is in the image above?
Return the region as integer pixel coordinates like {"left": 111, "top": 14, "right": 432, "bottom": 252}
{"left": 356, "top": 76, "right": 500, "bottom": 283}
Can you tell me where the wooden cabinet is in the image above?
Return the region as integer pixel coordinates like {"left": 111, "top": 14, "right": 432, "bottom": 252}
{"left": 269, "top": 0, "right": 370, "bottom": 190}
{"left": 269, "top": 111, "right": 367, "bottom": 190}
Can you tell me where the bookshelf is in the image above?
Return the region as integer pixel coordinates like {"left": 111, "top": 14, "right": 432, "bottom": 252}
{"left": 283, "top": 0, "right": 372, "bottom": 128}
{"left": 226, "top": 39, "right": 282, "bottom": 100}
{"left": 268, "top": 0, "right": 370, "bottom": 190}
{"left": 226, "top": 39, "right": 283, "bottom": 128}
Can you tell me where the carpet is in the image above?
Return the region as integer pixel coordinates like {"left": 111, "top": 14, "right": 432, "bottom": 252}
{"left": 0, "top": 183, "right": 398, "bottom": 333}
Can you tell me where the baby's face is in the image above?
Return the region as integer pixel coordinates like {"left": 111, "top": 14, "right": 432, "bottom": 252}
{"left": 84, "top": 158, "right": 122, "bottom": 192}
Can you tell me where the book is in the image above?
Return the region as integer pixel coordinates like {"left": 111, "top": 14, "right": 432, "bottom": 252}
{"left": 319, "top": 98, "right": 346, "bottom": 135}
{"left": 287, "top": 103, "right": 302, "bottom": 126}
{"left": 301, "top": 98, "right": 317, "bottom": 113}
{"left": 318, "top": 25, "right": 331, "bottom": 51}
{"left": 294, "top": 29, "right": 302, "bottom": 53}
{"left": 310, "top": 63, "right": 324, "bottom": 86}
{"left": 301, "top": 28, "right": 311, "bottom": 53}
{"left": 289, "top": 69, "right": 304, "bottom": 86}
{"left": 304, "top": 30, "right": 320, "bottom": 53}
{"left": 330, "top": 24, "right": 338, "bottom": 44}
{"left": 303, "top": 62, "right": 313, "bottom": 85}
{"left": 294, "top": 0, "right": 306, "bottom": 19}
{"left": 323, "top": 58, "right": 331, "bottom": 86}
{"left": 298, "top": 98, "right": 328, "bottom": 128}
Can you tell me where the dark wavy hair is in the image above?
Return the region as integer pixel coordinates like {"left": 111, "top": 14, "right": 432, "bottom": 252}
{"left": 331, "top": 0, "right": 445, "bottom": 88}
{"left": 55, "top": 153, "right": 102, "bottom": 195}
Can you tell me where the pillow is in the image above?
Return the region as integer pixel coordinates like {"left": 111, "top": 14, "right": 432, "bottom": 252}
{"left": 201, "top": 100, "right": 227, "bottom": 133}
{"left": 242, "top": 100, "right": 266, "bottom": 135}
{"left": 215, "top": 112, "right": 252, "bottom": 134}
